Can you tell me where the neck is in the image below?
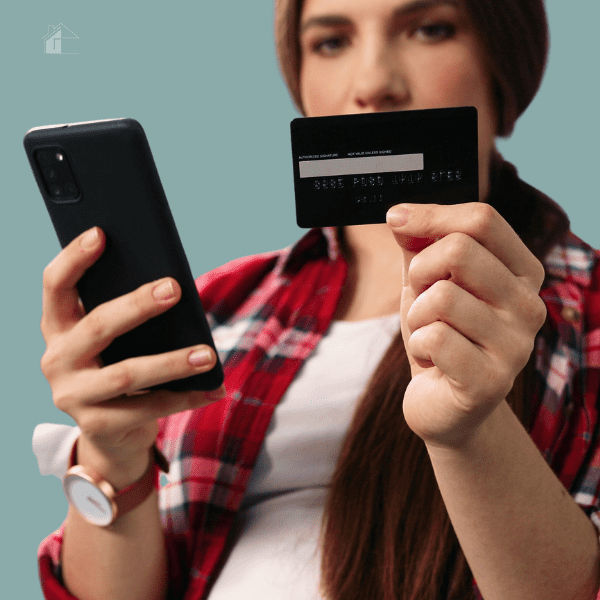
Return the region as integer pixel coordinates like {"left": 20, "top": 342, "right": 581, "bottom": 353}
{"left": 334, "top": 224, "right": 404, "bottom": 321}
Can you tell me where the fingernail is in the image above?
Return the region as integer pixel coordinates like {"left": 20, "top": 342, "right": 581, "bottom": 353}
{"left": 80, "top": 227, "right": 99, "bottom": 249}
{"left": 152, "top": 280, "right": 175, "bottom": 301}
{"left": 188, "top": 349, "right": 212, "bottom": 367}
{"left": 386, "top": 206, "right": 411, "bottom": 227}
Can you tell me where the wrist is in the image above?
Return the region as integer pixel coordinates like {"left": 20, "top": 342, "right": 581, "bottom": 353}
{"left": 75, "top": 434, "right": 153, "bottom": 491}
{"left": 424, "top": 399, "right": 510, "bottom": 461}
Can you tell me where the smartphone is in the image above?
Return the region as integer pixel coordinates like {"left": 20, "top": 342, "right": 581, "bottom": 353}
{"left": 23, "top": 118, "right": 224, "bottom": 392}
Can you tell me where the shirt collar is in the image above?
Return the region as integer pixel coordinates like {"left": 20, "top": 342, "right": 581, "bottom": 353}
{"left": 281, "top": 227, "right": 342, "bottom": 275}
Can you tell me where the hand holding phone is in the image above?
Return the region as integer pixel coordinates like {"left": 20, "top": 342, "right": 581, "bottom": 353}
{"left": 38, "top": 225, "right": 226, "bottom": 484}
{"left": 24, "top": 118, "right": 223, "bottom": 392}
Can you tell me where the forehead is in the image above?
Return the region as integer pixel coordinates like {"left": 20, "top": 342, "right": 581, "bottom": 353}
{"left": 300, "top": 0, "right": 462, "bottom": 19}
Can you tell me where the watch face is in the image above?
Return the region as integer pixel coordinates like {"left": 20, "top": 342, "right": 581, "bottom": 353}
{"left": 63, "top": 473, "right": 115, "bottom": 526}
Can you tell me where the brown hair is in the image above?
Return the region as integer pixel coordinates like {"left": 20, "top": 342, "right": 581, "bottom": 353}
{"left": 274, "top": 1, "right": 566, "bottom": 599}
{"left": 274, "top": 0, "right": 549, "bottom": 136}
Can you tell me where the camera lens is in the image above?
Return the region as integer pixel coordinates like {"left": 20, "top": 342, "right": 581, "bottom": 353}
{"left": 44, "top": 168, "right": 58, "bottom": 181}
{"left": 51, "top": 185, "right": 62, "bottom": 196}
{"left": 65, "top": 182, "right": 77, "bottom": 195}
{"left": 38, "top": 152, "right": 51, "bottom": 166}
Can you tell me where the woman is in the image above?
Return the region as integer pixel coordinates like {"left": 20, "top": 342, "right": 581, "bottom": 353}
{"left": 35, "top": 0, "right": 600, "bottom": 598}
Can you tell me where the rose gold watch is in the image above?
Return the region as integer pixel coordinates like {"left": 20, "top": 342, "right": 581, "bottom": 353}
{"left": 62, "top": 438, "right": 169, "bottom": 527}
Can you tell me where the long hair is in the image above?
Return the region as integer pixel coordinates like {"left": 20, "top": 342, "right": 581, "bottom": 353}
{"left": 273, "top": 1, "right": 565, "bottom": 599}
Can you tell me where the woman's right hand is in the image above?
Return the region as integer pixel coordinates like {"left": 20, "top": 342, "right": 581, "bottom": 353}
{"left": 40, "top": 226, "right": 225, "bottom": 481}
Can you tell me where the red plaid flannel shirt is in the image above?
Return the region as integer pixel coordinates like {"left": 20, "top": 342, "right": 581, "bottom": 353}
{"left": 39, "top": 226, "right": 600, "bottom": 600}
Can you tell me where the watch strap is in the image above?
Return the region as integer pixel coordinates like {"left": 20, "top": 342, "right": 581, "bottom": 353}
{"left": 67, "top": 437, "right": 169, "bottom": 523}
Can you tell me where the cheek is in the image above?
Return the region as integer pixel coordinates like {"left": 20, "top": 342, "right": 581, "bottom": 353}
{"left": 300, "top": 61, "right": 351, "bottom": 117}
{"left": 302, "top": 80, "right": 336, "bottom": 116}
{"left": 416, "top": 50, "right": 490, "bottom": 109}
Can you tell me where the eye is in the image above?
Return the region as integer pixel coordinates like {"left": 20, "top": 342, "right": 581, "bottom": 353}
{"left": 311, "top": 35, "right": 350, "bottom": 57}
{"left": 414, "top": 22, "right": 456, "bottom": 42}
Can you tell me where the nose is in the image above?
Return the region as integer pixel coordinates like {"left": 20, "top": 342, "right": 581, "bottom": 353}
{"left": 353, "top": 42, "right": 409, "bottom": 112}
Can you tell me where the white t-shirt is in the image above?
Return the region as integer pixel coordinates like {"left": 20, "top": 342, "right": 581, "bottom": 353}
{"left": 207, "top": 314, "right": 400, "bottom": 599}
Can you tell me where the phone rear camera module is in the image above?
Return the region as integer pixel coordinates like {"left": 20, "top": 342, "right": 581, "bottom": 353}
{"left": 34, "top": 146, "right": 80, "bottom": 203}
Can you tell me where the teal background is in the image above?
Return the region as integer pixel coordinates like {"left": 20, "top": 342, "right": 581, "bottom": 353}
{"left": 1, "top": 0, "right": 598, "bottom": 595}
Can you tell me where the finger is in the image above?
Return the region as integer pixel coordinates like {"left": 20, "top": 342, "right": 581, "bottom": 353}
{"left": 406, "top": 321, "right": 512, "bottom": 408}
{"left": 74, "top": 385, "right": 227, "bottom": 441}
{"left": 406, "top": 232, "right": 522, "bottom": 307}
{"left": 387, "top": 203, "right": 545, "bottom": 290}
{"left": 406, "top": 279, "right": 501, "bottom": 350}
{"left": 41, "top": 227, "right": 106, "bottom": 339}
{"left": 55, "top": 344, "right": 221, "bottom": 411}
{"left": 64, "top": 277, "right": 183, "bottom": 365}
{"left": 86, "top": 344, "right": 220, "bottom": 402}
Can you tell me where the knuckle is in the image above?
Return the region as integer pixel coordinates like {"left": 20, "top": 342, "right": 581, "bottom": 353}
{"left": 40, "top": 349, "right": 56, "bottom": 377}
{"left": 42, "top": 262, "right": 60, "bottom": 293}
{"left": 430, "top": 279, "right": 456, "bottom": 318}
{"left": 52, "top": 386, "right": 76, "bottom": 413}
{"left": 533, "top": 296, "right": 547, "bottom": 329}
{"left": 470, "top": 203, "right": 497, "bottom": 236}
{"left": 83, "top": 309, "right": 109, "bottom": 340}
{"left": 40, "top": 314, "right": 48, "bottom": 337}
{"left": 406, "top": 254, "right": 421, "bottom": 286}
{"left": 445, "top": 233, "right": 472, "bottom": 268}
{"left": 519, "top": 288, "right": 547, "bottom": 331}
{"left": 425, "top": 320, "right": 449, "bottom": 350}
{"left": 106, "top": 364, "right": 136, "bottom": 395}
{"left": 533, "top": 259, "right": 546, "bottom": 290}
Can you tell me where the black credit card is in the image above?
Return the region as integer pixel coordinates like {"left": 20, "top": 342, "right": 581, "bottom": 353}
{"left": 290, "top": 107, "right": 478, "bottom": 227}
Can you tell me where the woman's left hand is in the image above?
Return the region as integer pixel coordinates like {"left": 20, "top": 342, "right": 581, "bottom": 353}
{"left": 386, "top": 202, "right": 547, "bottom": 449}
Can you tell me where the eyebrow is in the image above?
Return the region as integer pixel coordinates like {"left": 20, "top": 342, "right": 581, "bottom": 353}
{"left": 300, "top": 0, "right": 460, "bottom": 33}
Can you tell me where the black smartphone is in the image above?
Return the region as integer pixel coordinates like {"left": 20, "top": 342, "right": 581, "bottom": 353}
{"left": 23, "top": 118, "right": 224, "bottom": 392}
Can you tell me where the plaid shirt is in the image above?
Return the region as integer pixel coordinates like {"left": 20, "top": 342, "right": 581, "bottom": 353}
{"left": 38, "top": 225, "right": 600, "bottom": 600}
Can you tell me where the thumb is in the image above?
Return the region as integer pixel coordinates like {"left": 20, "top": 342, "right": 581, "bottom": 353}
{"left": 386, "top": 205, "right": 437, "bottom": 287}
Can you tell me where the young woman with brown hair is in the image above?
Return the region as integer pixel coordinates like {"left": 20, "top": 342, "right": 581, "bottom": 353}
{"left": 35, "top": 0, "right": 600, "bottom": 599}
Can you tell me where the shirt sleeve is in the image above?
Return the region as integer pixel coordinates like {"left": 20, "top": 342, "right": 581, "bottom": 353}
{"left": 32, "top": 423, "right": 81, "bottom": 480}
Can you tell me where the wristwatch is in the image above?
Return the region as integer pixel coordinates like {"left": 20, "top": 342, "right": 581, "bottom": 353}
{"left": 62, "top": 437, "right": 169, "bottom": 527}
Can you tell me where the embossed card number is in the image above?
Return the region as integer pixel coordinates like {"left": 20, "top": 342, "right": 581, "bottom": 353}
{"left": 290, "top": 107, "right": 478, "bottom": 228}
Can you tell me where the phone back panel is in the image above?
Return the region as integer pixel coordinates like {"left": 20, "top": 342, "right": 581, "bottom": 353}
{"left": 24, "top": 118, "right": 224, "bottom": 391}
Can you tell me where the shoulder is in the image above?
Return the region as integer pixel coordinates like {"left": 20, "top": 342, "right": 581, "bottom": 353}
{"left": 542, "top": 231, "right": 600, "bottom": 332}
{"left": 544, "top": 231, "right": 600, "bottom": 288}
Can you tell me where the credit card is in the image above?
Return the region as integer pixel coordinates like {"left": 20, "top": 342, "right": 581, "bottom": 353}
{"left": 290, "top": 107, "right": 478, "bottom": 227}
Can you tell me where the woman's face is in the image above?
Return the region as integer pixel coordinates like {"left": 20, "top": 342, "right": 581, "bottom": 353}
{"left": 299, "top": 0, "right": 498, "bottom": 197}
